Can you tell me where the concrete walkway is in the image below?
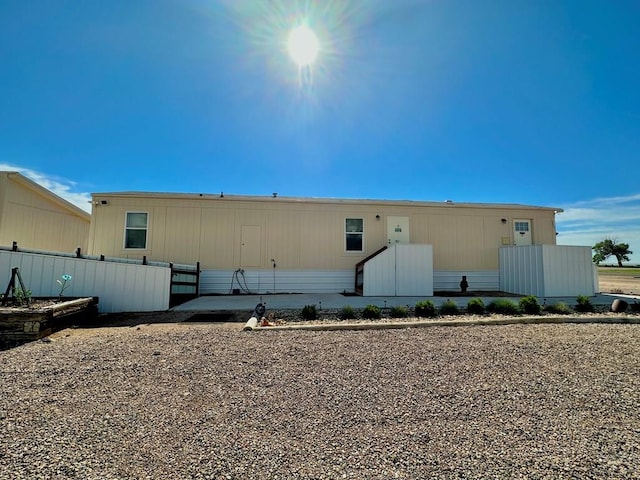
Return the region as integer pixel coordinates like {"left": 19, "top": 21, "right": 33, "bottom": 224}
{"left": 172, "top": 292, "right": 638, "bottom": 313}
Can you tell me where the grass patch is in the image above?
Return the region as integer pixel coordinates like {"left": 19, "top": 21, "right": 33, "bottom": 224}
{"left": 598, "top": 267, "right": 640, "bottom": 276}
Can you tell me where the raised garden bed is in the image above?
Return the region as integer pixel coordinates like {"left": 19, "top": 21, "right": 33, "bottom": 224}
{"left": 0, "top": 297, "right": 98, "bottom": 350}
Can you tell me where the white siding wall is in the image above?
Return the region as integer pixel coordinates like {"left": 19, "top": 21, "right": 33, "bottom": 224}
{"left": 0, "top": 250, "right": 170, "bottom": 313}
{"left": 433, "top": 271, "right": 499, "bottom": 292}
{"left": 200, "top": 269, "right": 355, "bottom": 294}
{"left": 364, "top": 244, "right": 433, "bottom": 296}
{"left": 499, "top": 245, "right": 596, "bottom": 296}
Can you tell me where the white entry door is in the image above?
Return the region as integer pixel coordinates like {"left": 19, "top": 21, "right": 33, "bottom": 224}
{"left": 387, "top": 216, "right": 410, "bottom": 245}
{"left": 240, "top": 225, "right": 262, "bottom": 266}
{"left": 513, "top": 219, "right": 532, "bottom": 246}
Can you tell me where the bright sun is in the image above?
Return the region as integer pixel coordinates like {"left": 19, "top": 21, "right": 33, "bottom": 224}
{"left": 287, "top": 25, "right": 319, "bottom": 67}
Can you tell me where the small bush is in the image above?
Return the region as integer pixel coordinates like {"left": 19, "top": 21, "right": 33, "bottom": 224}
{"left": 544, "top": 302, "right": 573, "bottom": 315}
{"left": 389, "top": 305, "right": 409, "bottom": 318}
{"left": 630, "top": 302, "right": 640, "bottom": 313}
{"left": 575, "top": 295, "right": 595, "bottom": 313}
{"left": 466, "top": 298, "right": 486, "bottom": 315}
{"left": 14, "top": 288, "right": 32, "bottom": 306}
{"left": 301, "top": 304, "right": 318, "bottom": 320}
{"left": 519, "top": 295, "right": 541, "bottom": 315}
{"left": 339, "top": 305, "right": 356, "bottom": 320}
{"left": 487, "top": 299, "right": 520, "bottom": 315}
{"left": 439, "top": 299, "right": 460, "bottom": 315}
{"left": 415, "top": 300, "right": 437, "bottom": 318}
{"left": 362, "top": 304, "right": 382, "bottom": 319}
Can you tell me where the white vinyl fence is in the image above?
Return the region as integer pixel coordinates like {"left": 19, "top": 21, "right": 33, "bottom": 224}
{"left": 499, "top": 245, "right": 597, "bottom": 297}
{"left": 363, "top": 244, "right": 434, "bottom": 296}
{"left": 0, "top": 249, "right": 171, "bottom": 313}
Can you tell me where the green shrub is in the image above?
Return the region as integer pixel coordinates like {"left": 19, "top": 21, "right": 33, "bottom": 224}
{"left": 466, "top": 298, "right": 486, "bottom": 315}
{"left": 439, "top": 299, "right": 460, "bottom": 315}
{"left": 389, "top": 305, "right": 409, "bottom": 318}
{"left": 519, "top": 295, "right": 541, "bottom": 315}
{"left": 339, "top": 305, "right": 356, "bottom": 320}
{"left": 487, "top": 299, "right": 520, "bottom": 315}
{"left": 14, "top": 288, "right": 32, "bottom": 306}
{"left": 575, "top": 295, "right": 595, "bottom": 313}
{"left": 543, "top": 302, "right": 573, "bottom": 315}
{"left": 415, "top": 300, "right": 437, "bottom": 318}
{"left": 301, "top": 304, "right": 318, "bottom": 320}
{"left": 362, "top": 304, "right": 382, "bottom": 319}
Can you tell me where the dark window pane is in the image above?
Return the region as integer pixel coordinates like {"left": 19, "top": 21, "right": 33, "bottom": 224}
{"left": 125, "top": 229, "right": 147, "bottom": 249}
{"left": 346, "top": 233, "right": 362, "bottom": 251}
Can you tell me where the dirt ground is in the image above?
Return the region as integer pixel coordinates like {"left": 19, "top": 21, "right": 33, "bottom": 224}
{"left": 599, "top": 274, "right": 640, "bottom": 295}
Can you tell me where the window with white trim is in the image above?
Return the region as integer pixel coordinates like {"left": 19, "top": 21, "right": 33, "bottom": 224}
{"left": 345, "top": 218, "right": 364, "bottom": 252}
{"left": 124, "top": 212, "right": 148, "bottom": 249}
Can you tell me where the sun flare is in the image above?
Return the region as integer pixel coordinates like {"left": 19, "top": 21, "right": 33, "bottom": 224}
{"left": 287, "top": 25, "right": 319, "bottom": 67}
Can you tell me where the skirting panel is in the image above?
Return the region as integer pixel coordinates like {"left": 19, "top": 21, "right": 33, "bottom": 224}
{"left": 433, "top": 271, "right": 499, "bottom": 292}
{"left": 201, "top": 269, "right": 501, "bottom": 295}
{"left": 200, "top": 269, "right": 355, "bottom": 294}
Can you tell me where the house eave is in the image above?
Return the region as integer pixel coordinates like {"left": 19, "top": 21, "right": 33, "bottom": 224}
{"left": 91, "top": 191, "right": 562, "bottom": 213}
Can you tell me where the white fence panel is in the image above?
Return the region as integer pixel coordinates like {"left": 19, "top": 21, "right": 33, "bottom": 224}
{"left": 364, "top": 244, "right": 433, "bottom": 296}
{"left": 363, "top": 246, "right": 396, "bottom": 296}
{"left": 542, "top": 245, "right": 597, "bottom": 297}
{"left": 396, "top": 244, "right": 433, "bottom": 296}
{"left": 0, "top": 250, "right": 170, "bottom": 313}
{"left": 499, "top": 245, "right": 545, "bottom": 296}
{"left": 499, "top": 245, "right": 596, "bottom": 297}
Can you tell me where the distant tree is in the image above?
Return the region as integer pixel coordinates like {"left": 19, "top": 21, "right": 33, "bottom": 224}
{"left": 592, "top": 239, "right": 633, "bottom": 267}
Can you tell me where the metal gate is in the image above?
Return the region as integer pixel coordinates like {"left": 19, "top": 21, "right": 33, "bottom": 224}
{"left": 170, "top": 262, "right": 200, "bottom": 307}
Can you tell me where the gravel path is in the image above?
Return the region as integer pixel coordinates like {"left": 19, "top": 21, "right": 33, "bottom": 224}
{"left": 1, "top": 323, "right": 639, "bottom": 479}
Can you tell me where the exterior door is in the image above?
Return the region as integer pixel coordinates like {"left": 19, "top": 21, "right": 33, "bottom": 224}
{"left": 387, "top": 216, "right": 410, "bottom": 245}
{"left": 240, "top": 225, "right": 262, "bottom": 267}
{"left": 513, "top": 219, "right": 532, "bottom": 246}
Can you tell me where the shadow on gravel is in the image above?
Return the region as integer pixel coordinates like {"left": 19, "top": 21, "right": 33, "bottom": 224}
{"left": 86, "top": 310, "right": 247, "bottom": 328}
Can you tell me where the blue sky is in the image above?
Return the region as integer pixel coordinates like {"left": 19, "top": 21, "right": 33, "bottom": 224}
{"left": 1, "top": 0, "right": 639, "bottom": 263}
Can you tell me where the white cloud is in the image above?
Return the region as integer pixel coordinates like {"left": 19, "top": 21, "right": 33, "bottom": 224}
{"left": 0, "top": 163, "right": 92, "bottom": 213}
{"left": 557, "top": 193, "right": 640, "bottom": 264}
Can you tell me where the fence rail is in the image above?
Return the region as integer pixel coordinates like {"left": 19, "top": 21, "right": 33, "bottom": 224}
{"left": 1, "top": 243, "right": 200, "bottom": 312}
{"left": 1, "top": 243, "right": 197, "bottom": 271}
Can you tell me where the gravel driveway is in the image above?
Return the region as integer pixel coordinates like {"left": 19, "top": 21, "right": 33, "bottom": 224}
{"left": 1, "top": 323, "right": 639, "bottom": 479}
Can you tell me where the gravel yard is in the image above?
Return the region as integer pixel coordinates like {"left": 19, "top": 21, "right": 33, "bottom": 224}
{"left": 1, "top": 323, "right": 639, "bottom": 479}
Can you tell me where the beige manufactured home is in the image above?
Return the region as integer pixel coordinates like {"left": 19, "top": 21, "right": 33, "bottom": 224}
{"left": 0, "top": 171, "right": 90, "bottom": 253}
{"left": 88, "top": 191, "right": 563, "bottom": 295}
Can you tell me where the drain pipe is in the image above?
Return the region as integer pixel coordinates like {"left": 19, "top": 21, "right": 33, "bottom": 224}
{"left": 243, "top": 302, "right": 266, "bottom": 331}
